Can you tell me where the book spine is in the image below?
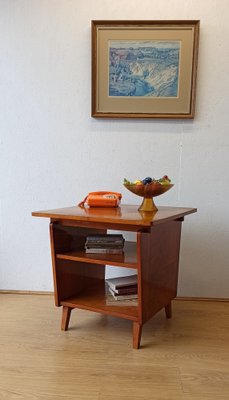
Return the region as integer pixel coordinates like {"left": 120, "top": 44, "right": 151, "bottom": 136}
{"left": 106, "top": 298, "right": 138, "bottom": 306}
{"left": 86, "top": 235, "right": 124, "bottom": 243}
{"left": 86, "top": 242, "right": 124, "bottom": 246}
{"left": 108, "top": 282, "right": 138, "bottom": 291}
{"left": 85, "top": 248, "right": 123, "bottom": 254}
{"left": 85, "top": 244, "right": 124, "bottom": 249}
{"left": 112, "top": 286, "right": 138, "bottom": 295}
{"left": 86, "top": 238, "right": 124, "bottom": 243}
{"left": 105, "top": 275, "right": 138, "bottom": 291}
{"left": 86, "top": 234, "right": 124, "bottom": 239}
{"left": 108, "top": 288, "right": 138, "bottom": 300}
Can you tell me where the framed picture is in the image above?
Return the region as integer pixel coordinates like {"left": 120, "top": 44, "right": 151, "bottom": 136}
{"left": 92, "top": 20, "right": 200, "bottom": 119}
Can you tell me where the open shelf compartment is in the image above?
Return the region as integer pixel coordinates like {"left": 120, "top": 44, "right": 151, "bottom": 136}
{"left": 60, "top": 280, "right": 139, "bottom": 321}
{"left": 56, "top": 241, "right": 138, "bottom": 269}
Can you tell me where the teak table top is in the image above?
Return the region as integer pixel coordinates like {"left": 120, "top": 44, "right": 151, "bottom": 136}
{"left": 32, "top": 205, "right": 197, "bottom": 229}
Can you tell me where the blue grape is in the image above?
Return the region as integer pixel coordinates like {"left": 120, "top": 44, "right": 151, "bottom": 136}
{"left": 142, "top": 177, "right": 153, "bottom": 185}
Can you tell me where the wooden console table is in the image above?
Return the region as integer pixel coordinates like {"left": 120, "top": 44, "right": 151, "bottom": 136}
{"left": 32, "top": 205, "right": 196, "bottom": 349}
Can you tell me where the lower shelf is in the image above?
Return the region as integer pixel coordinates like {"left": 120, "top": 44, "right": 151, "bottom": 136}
{"left": 60, "top": 281, "right": 139, "bottom": 321}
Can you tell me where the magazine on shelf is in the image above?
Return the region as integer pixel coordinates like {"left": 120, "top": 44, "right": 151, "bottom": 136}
{"left": 105, "top": 274, "right": 138, "bottom": 291}
{"left": 105, "top": 282, "right": 138, "bottom": 306}
{"left": 108, "top": 287, "right": 138, "bottom": 300}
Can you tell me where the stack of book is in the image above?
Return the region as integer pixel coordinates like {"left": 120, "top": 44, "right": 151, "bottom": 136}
{"left": 105, "top": 274, "right": 138, "bottom": 306}
{"left": 85, "top": 234, "right": 125, "bottom": 254}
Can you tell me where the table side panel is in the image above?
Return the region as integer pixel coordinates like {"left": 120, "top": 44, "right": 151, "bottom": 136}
{"left": 139, "top": 220, "right": 182, "bottom": 324}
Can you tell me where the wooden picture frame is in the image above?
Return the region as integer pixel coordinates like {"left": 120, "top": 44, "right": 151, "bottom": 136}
{"left": 92, "top": 20, "right": 199, "bottom": 119}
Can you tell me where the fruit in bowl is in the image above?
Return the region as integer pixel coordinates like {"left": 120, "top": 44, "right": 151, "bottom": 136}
{"left": 123, "top": 175, "right": 174, "bottom": 212}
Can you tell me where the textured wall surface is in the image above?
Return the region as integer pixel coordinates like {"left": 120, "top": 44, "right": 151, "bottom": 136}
{"left": 1, "top": 0, "right": 229, "bottom": 297}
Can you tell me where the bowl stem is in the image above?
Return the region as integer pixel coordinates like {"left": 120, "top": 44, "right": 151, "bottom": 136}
{"left": 138, "top": 197, "right": 158, "bottom": 212}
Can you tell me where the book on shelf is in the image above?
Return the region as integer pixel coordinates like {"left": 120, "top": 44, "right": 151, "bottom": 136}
{"left": 108, "top": 287, "right": 138, "bottom": 300}
{"left": 105, "top": 274, "right": 138, "bottom": 292}
{"left": 105, "top": 293, "right": 138, "bottom": 306}
{"left": 85, "top": 233, "right": 125, "bottom": 254}
{"left": 105, "top": 276, "right": 138, "bottom": 306}
{"left": 85, "top": 234, "right": 125, "bottom": 245}
{"left": 85, "top": 248, "right": 123, "bottom": 255}
{"left": 85, "top": 243, "right": 124, "bottom": 249}
{"left": 112, "top": 285, "right": 138, "bottom": 295}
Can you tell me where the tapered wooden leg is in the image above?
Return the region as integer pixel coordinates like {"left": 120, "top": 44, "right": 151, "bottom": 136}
{"left": 133, "top": 322, "right": 142, "bottom": 349}
{"left": 61, "top": 306, "right": 72, "bottom": 331}
{"left": 165, "top": 301, "right": 172, "bottom": 319}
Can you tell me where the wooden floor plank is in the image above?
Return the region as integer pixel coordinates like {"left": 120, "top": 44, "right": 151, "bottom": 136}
{"left": 0, "top": 294, "right": 229, "bottom": 399}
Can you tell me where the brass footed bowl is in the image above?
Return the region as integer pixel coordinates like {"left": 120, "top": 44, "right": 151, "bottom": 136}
{"left": 123, "top": 183, "right": 174, "bottom": 212}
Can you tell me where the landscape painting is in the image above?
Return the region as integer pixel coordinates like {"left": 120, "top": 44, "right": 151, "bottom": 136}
{"left": 109, "top": 40, "right": 180, "bottom": 97}
{"left": 92, "top": 20, "right": 199, "bottom": 118}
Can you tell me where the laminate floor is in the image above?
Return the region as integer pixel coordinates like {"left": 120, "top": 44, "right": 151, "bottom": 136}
{"left": 0, "top": 294, "right": 228, "bottom": 400}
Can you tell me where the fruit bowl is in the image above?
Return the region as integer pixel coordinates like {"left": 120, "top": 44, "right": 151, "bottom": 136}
{"left": 123, "top": 177, "right": 174, "bottom": 212}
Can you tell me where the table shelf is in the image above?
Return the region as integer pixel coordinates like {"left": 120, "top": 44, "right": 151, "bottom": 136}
{"left": 56, "top": 241, "right": 138, "bottom": 269}
{"left": 60, "top": 280, "right": 138, "bottom": 321}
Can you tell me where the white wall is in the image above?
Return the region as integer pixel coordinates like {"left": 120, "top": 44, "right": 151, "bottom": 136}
{"left": 1, "top": 0, "right": 229, "bottom": 297}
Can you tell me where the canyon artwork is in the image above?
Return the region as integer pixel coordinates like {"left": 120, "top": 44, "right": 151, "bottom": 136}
{"left": 109, "top": 40, "right": 180, "bottom": 97}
